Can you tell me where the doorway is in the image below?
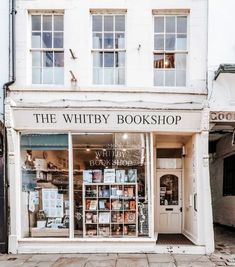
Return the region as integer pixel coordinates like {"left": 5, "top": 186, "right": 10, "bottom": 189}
{"left": 157, "top": 170, "right": 182, "bottom": 233}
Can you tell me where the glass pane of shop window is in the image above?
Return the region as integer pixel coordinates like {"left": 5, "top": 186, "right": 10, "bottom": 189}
{"left": 166, "top": 16, "right": 175, "bottom": 33}
{"left": 176, "top": 70, "right": 186, "bottom": 87}
{"left": 54, "top": 32, "right": 63, "bottom": 48}
{"left": 20, "top": 134, "right": 69, "bottom": 238}
{"left": 154, "top": 16, "right": 164, "bottom": 33}
{"left": 93, "top": 15, "right": 102, "bottom": 32}
{"left": 54, "top": 67, "right": 64, "bottom": 84}
{"left": 177, "top": 16, "right": 187, "bottom": 33}
{"left": 32, "top": 68, "right": 42, "bottom": 84}
{"left": 165, "top": 34, "right": 175, "bottom": 50}
{"left": 32, "top": 32, "right": 41, "bottom": 48}
{"left": 43, "top": 15, "right": 52, "bottom": 31}
{"left": 154, "top": 34, "right": 164, "bottom": 50}
{"left": 165, "top": 70, "right": 175, "bottom": 86}
{"left": 32, "top": 15, "right": 41, "bottom": 31}
{"left": 93, "top": 33, "right": 103, "bottom": 49}
{"left": 54, "top": 15, "right": 64, "bottom": 31}
{"left": 115, "top": 15, "right": 125, "bottom": 31}
{"left": 154, "top": 69, "right": 164, "bottom": 86}
{"left": 93, "top": 68, "right": 103, "bottom": 84}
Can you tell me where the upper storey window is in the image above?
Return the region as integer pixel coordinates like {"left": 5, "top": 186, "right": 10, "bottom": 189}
{"left": 154, "top": 15, "right": 187, "bottom": 87}
{"left": 31, "top": 14, "right": 64, "bottom": 84}
{"left": 92, "top": 14, "right": 126, "bottom": 85}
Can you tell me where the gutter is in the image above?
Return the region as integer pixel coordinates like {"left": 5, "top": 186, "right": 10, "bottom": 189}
{"left": 214, "top": 64, "right": 235, "bottom": 80}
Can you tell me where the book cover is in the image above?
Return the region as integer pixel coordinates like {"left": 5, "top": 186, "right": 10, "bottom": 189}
{"left": 127, "top": 169, "right": 137, "bottom": 183}
{"left": 83, "top": 170, "right": 92, "bottom": 183}
{"left": 104, "top": 169, "right": 116, "bottom": 183}
{"left": 115, "top": 169, "right": 125, "bottom": 183}
{"left": 99, "top": 212, "right": 110, "bottom": 223}
{"left": 92, "top": 169, "right": 102, "bottom": 183}
{"left": 89, "top": 200, "right": 97, "bottom": 210}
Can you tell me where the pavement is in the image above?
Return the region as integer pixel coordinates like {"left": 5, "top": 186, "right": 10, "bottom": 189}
{"left": 0, "top": 225, "right": 234, "bottom": 267}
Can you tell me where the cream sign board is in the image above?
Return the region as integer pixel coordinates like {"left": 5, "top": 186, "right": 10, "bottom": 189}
{"left": 12, "top": 109, "right": 202, "bottom": 132}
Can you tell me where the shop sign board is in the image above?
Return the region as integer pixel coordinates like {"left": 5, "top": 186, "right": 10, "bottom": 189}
{"left": 12, "top": 109, "right": 202, "bottom": 132}
{"left": 210, "top": 111, "right": 235, "bottom": 122}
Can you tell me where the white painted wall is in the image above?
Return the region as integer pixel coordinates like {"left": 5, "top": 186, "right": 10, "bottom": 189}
{"left": 0, "top": 0, "right": 9, "bottom": 122}
{"left": 210, "top": 135, "right": 235, "bottom": 227}
{"left": 208, "top": 0, "right": 235, "bottom": 109}
{"left": 14, "top": 0, "right": 208, "bottom": 97}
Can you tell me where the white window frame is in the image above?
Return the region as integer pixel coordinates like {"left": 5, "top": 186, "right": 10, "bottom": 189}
{"left": 30, "top": 13, "right": 64, "bottom": 85}
{"left": 153, "top": 14, "right": 188, "bottom": 87}
{"left": 91, "top": 13, "right": 126, "bottom": 85}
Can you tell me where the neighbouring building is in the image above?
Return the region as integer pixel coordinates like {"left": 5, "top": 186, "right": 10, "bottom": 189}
{"left": 5, "top": 0, "right": 214, "bottom": 254}
{"left": 208, "top": 0, "right": 235, "bottom": 228}
{"left": 0, "top": 0, "right": 10, "bottom": 253}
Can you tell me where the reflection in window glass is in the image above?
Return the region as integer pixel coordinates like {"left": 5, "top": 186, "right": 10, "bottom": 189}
{"left": 154, "top": 15, "right": 187, "bottom": 87}
{"left": 31, "top": 14, "right": 64, "bottom": 84}
{"left": 160, "top": 174, "right": 178, "bottom": 205}
{"left": 92, "top": 14, "right": 125, "bottom": 85}
{"left": 72, "top": 133, "right": 149, "bottom": 238}
{"left": 20, "top": 134, "right": 69, "bottom": 238}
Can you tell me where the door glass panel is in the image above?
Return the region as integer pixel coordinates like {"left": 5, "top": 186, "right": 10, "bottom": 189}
{"left": 160, "top": 174, "right": 178, "bottom": 205}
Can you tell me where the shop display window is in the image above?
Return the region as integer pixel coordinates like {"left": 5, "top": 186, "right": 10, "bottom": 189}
{"left": 72, "top": 133, "right": 149, "bottom": 238}
{"left": 20, "top": 132, "right": 149, "bottom": 239}
{"left": 20, "top": 134, "right": 69, "bottom": 238}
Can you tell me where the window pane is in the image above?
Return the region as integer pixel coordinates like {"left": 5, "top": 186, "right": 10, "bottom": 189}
{"left": 93, "top": 68, "right": 103, "bottom": 84}
{"left": 32, "top": 15, "right": 41, "bottom": 31}
{"left": 93, "top": 15, "right": 102, "bottom": 32}
{"left": 93, "top": 33, "right": 102, "bottom": 49}
{"left": 104, "top": 33, "right": 113, "bottom": 49}
{"left": 54, "top": 15, "right": 63, "bottom": 31}
{"left": 154, "top": 34, "right": 164, "bottom": 50}
{"left": 154, "top": 17, "right": 164, "bottom": 33}
{"left": 166, "top": 16, "right": 175, "bottom": 33}
{"left": 54, "top": 32, "right": 63, "bottom": 48}
{"left": 115, "top": 68, "right": 125, "bottom": 84}
{"left": 54, "top": 52, "right": 64, "bottom": 67}
{"left": 165, "top": 54, "right": 175, "bottom": 68}
{"left": 32, "top": 52, "right": 41, "bottom": 67}
{"left": 177, "top": 16, "right": 187, "bottom": 33}
{"left": 54, "top": 67, "right": 64, "bottom": 84}
{"left": 176, "top": 70, "right": 186, "bottom": 86}
{"left": 165, "top": 34, "right": 175, "bottom": 50}
{"left": 20, "top": 134, "right": 69, "bottom": 238}
{"left": 43, "top": 32, "right": 52, "bottom": 48}
{"left": 93, "top": 52, "right": 103, "bottom": 67}
{"left": 43, "top": 67, "right": 53, "bottom": 84}
{"left": 154, "top": 54, "right": 164, "bottom": 69}
{"left": 115, "top": 15, "right": 125, "bottom": 31}
{"left": 176, "top": 34, "right": 187, "bottom": 50}
{"left": 154, "top": 69, "right": 164, "bottom": 86}
{"left": 32, "top": 32, "right": 41, "bottom": 48}
{"left": 104, "top": 52, "right": 114, "bottom": 67}
{"left": 104, "top": 16, "right": 113, "bottom": 31}
{"left": 175, "top": 54, "right": 186, "bottom": 69}
{"left": 43, "top": 15, "right": 52, "bottom": 31}
{"left": 115, "top": 33, "right": 125, "bottom": 49}
{"left": 115, "top": 52, "right": 125, "bottom": 67}
{"left": 165, "top": 70, "right": 175, "bottom": 86}
{"left": 104, "top": 68, "right": 114, "bottom": 84}
{"left": 43, "top": 52, "right": 53, "bottom": 67}
{"left": 32, "top": 68, "right": 42, "bottom": 84}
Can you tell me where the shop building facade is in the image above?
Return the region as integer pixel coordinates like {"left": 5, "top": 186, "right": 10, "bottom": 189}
{"left": 6, "top": 0, "right": 214, "bottom": 254}
{"left": 208, "top": 0, "right": 235, "bottom": 228}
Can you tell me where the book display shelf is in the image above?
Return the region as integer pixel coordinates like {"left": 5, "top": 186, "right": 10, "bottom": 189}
{"left": 83, "top": 168, "right": 138, "bottom": 238}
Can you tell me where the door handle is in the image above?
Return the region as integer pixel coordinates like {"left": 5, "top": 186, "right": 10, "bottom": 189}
{"left": 180, "top": 207, "right": 182, "bottom": 212}
{"left": 165, "top": 208, "right": 173, "bottom": 211}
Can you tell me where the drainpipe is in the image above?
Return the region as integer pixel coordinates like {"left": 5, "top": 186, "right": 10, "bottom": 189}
{"left": 1, "top": 0, "right": 16, "bottom": 253}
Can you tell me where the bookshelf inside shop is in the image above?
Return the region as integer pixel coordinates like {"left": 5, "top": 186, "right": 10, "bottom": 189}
{"left": 83, "top": 168, "right": 138, "bottom": 237}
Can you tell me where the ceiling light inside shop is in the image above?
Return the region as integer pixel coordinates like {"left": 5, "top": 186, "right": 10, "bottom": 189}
{"left": 123, "top": 133, "right": 128, "bottom": 140}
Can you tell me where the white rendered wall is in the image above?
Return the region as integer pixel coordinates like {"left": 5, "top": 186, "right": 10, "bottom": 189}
{"left": 14, "top": 0, "right": 208, "bottom": 96}
{"left": 210, "top": 135, "right": 235, "bottom": 227}
{"left": 208, "top": 0, "right": 235, "bottom": 109}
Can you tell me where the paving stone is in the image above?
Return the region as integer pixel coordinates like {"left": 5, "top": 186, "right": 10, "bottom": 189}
{"left": 52, "top": 257, "right": 87, "bottom": 267}
{"left": 147, "top": 254, "right": 174, "bottom": 263}
{"left": 149, "top": 263, "right": 176, "bottom": 267}
{"left": 176, "top": 262, "right": 216, "bottom": 267}
{"left": 0, "top": 260, "right": 26, "bottom": 267}
{"left": 118, "top": 253, "right": 147, "bottom": 259}
{"left": 116, "top": 258, "right": 149, "bottom": 267}
{"left": 174, "top": 254, "right": 210, "bottom": 262}
{"left": 28, "top": 254, "right": 61, "bottom": 262}
{"left": 84, "top": 259, "right": 116, "bottom": 267}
